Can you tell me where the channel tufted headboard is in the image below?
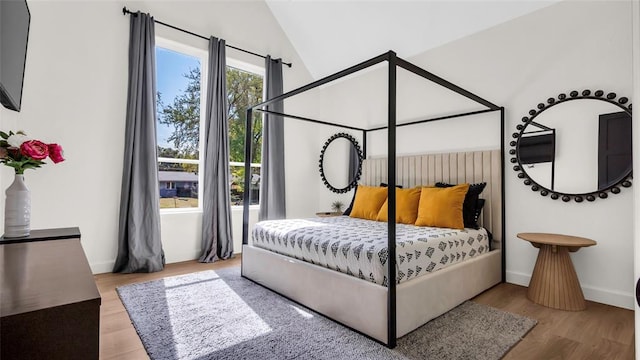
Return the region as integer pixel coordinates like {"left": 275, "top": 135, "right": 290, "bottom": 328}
{"left": 361, "top": 149, "right": 502, "bottom": 249}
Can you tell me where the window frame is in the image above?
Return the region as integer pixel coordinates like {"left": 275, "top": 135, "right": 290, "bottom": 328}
{"left": 154, "top": 38, "right": 265, "bottom": 213}
{"left": 226, "top": 58, "right": 265, "bottom": 210}
{"left": 156, "top": 37, "right": 208, "bottom": 214}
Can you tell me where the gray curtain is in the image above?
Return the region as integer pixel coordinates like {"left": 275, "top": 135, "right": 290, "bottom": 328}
{"left": 199, "top": 37, "right": 234, "bottom": 262}
{"left": 114, "top": 12, "right": 164, "bottom": 273}
{"left": 259, "top": 56, "right": 286, "bottom": 220}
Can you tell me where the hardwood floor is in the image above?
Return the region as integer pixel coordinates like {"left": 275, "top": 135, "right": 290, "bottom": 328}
{"left": 96, "top": 257, "right": 241, "bottom": 360}
{"left": 473, "top": 284, "right": 635, "bottom": 360}
{"left": 95, "top": 257, "right": 634, "bottom": 359}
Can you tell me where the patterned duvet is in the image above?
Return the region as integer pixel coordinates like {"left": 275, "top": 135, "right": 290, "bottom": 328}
{"left": 252, "top": 216, "right": 490, "bottom": 286}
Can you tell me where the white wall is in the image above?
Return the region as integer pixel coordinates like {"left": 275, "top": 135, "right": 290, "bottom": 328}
{"left": 0, "top": 0, "right": 316, "bottom": 273}
{"left": 411, "top": 0, "right": 634, "bottom": 309}
{"left": 315, "top": 0, "right": 634, "bottom": 309}
{"left": 632, "top": 0, "right": 640, "bottom": 355}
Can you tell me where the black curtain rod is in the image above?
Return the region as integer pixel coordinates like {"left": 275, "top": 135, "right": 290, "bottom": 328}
{"left": 122, "top": 7, "right": 292, "bottom": 68}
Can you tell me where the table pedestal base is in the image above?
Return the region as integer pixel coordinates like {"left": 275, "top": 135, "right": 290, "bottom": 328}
{"left": 527, "top": 244, "right": 586, "bottom": 311}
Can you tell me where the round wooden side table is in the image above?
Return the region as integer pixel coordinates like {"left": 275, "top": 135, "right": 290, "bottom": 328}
{"left": 517, "top": 232, "right": 597, "bottom": 311}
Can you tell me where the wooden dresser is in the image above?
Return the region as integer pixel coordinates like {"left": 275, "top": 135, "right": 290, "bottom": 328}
{"left": 0, "top": 227, "right": 101, "bottom": 359}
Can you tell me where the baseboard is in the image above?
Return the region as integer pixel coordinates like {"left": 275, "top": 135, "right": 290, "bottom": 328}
{"left": 505, "top": 270, "right": 531, "bottom": 288}
{"left": 506, "top": 270, "right": 634, "bottom": 310}
{"left": 91, "top": 260, "right": 115, "bottom": 274}
{"left": 91, "top": 249, "right": 243, "bottom": 275}
{"left": 582, "top": 286, "right": 634, "bottom": 310}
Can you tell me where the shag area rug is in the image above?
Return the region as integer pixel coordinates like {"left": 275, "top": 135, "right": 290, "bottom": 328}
{"left": 117, "top": 267, "right": 536, "bottom": 360}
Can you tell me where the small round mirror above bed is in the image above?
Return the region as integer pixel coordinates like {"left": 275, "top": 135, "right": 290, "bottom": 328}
{"left": 319, "top": 133, "right": 363, "bottom": 194}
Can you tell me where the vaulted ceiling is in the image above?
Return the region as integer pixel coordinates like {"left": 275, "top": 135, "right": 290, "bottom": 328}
{"left": 266, "top": 1, "right": 559, "bottom": 79}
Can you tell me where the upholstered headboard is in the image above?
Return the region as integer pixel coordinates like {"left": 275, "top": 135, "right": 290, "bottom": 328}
{"left": 361, "top": 150, "right": 502, "bottom": 250}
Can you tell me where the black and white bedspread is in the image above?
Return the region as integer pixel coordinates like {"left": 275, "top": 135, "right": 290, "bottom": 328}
{"left": 252, "top": 216, "right": 490, "bottom": 286}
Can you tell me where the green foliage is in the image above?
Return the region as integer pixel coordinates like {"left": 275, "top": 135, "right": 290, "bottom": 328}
{"left": 331, "top": 201, "right": 345, "bottom": 213}
{"left": 157, "top": 68, "right": 201, "bottom": 158}
{"left": 156, "top": 66, "right": 263, "bottom": 166}
{"left": 157, "top": 65, "right": 264, "bottom": 202}
{"left": 0, "top": 130, "right": 26, "bottom": 140}
{"left": 227, "top": 67, "right": 263, "bottom": 164}
{"left": 157, "top": 146, "right": 180, "bottom": 158}
{"left": 0, "top": 131, "right": 47, "bottom": 174}
{"left": 1, "top": 157, "right": 45, "bottom": 174}
{"left": 157, "top": 146, "right": 198, "bottom": 174}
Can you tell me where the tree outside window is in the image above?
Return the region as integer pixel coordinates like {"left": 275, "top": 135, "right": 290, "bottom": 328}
{"left": 156, "top": 43, "right": 263, "bottom": 209}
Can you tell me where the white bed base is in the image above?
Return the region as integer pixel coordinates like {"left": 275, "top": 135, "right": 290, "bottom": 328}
{"left": 242, "top": 150, "right": 503, "bottom": 344}
{"left": 242, "top": 245, "right": 501, "bottom": 343}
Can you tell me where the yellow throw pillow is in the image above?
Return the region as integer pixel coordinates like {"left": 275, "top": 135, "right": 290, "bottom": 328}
{"left": 415, "top": 184, "right": 470, "bottom": 229}
{"left": 376, "top": 187, "right": 422, "bottom": 224}
{"left": 349, "top": 185, "right": 389, "bottom": 221}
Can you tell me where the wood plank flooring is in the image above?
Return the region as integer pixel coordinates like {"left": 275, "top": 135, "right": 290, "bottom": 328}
{"left": 95, "top": 257, "right": 634, "bottom": 359}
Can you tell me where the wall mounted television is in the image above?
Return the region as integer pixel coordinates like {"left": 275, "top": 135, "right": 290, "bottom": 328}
{"left": 0, "top": 0, "right": 30, "bottom": 112}
{"left": 519, "top": 132, "right": 555, "bottom": 165}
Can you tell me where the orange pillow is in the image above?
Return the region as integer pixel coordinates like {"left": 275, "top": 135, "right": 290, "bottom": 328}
{"left": 415, "top": 184, "right": 469, "bottom": 229}
{"left": 349, "top": 185, "right": 388, "bottom": 221}
{"left": 376, "top": 187, "right": 421, "bottom": 224}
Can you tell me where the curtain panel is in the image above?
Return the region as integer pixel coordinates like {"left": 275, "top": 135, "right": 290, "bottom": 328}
{"left": 114, "top": 12, "right": 165, "bottom": 273}
{"left": 259, "top": 56, "right": 286, "bottom": 220}
{"left": 199, "top": 37, "right": 234, "bottom": 262}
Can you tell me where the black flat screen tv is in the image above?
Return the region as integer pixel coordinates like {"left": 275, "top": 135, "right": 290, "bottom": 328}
{"left": 519, "top": 133, "right": 555, "bottom": 165}
{"left": 0, "top": 0, "right": 30, "bottom": 112}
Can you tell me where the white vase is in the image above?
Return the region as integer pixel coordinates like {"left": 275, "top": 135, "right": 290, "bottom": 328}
{"left": 4, "top": 174, "right": 31, "bottom": 238}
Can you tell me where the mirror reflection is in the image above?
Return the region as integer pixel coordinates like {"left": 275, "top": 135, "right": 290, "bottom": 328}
{"left": 322, "top": 138, "right": 354, "bottom": 189}
{"left": 319, "top": 133, "right": 363, "bottom": 193}
{"left": 515, "top": 93, "right": 632, "bottom": 200}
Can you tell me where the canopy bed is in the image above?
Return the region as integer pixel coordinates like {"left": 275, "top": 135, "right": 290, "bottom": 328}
{"left": 241, "top": 51, "right": 505, "bottom": 348}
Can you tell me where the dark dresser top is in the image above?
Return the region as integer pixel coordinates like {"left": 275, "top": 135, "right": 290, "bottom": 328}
{"left": 1, "top": 231, "right": 100, "bottom": 317}
{"left": 0, "top": 227, "right": 81, "bottom": 244}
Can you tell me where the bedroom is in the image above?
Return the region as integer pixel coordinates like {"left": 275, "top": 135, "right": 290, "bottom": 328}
{"left": 0, "top": 0, "right": 637, "bottom": 359}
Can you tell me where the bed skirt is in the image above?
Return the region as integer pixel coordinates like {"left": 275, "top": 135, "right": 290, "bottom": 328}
{"left": 241, "top": 245, "right": 501, "bottom": 343}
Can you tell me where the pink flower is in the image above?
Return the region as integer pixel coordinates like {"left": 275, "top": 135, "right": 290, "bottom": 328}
{"left": 48, "top": 143, "right": 64, "bottom": 164}
{"left": 20, "top": 140, "right": 49, "bottom": 160}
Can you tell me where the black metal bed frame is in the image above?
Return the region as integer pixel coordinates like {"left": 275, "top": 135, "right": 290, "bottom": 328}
{"left": 241, "top": 50, "right": 505, "bottom": 348}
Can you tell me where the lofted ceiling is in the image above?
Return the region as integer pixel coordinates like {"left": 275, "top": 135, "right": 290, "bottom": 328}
{"left": 266, "top": 0, "right": 559, "bottom": 79}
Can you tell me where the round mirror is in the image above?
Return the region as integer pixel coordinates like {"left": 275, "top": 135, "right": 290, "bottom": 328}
{"left": 511, "top": 90, "right": 632, "bottom": 202}
{"left": 319, "top": 133, "right": 363, "bottom": 193}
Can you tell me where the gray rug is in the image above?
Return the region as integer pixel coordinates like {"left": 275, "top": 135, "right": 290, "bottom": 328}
{"left": 117, "top": 267, "right": 536, "bottom": 360}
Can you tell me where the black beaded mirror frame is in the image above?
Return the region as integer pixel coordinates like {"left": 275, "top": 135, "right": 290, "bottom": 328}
{"left": 319, "top": 132, "right": 363, "bottom": 194}
{"left": 510, "top": 89, "right": 633, "bottom": 203}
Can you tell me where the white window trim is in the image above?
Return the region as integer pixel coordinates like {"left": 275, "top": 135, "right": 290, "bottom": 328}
{"left": 227, "top": 58, "right": 265, "bottom": 77}
{"left": 155, "top": 38, "right": 265, "bottom": 213}
{"left": 156, "top": 37, "right": 208, "bottom": 214}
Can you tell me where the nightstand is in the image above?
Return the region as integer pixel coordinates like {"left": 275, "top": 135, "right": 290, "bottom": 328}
{"left": 315, "top": 211, "right": 343, "bottom": 217}
{"left": 518, "top": 232, "right": 596, "bottom": 311}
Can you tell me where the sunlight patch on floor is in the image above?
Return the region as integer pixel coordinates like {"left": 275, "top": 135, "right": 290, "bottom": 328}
{"left": 290, "top": 304, "right": 314, "bottom": 319}
{"left": 161, "top": 271, "right": 273, "bottom": 356}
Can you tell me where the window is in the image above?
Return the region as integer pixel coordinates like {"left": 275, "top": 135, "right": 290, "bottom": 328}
{"left": 155, "top": 38, "right": 263, "bottom": 211}
{"left": 227, "top": 60, "right": 264, "bottom": 206}
{"left": 156, "top": 39, "right": 206, "bottom": 210}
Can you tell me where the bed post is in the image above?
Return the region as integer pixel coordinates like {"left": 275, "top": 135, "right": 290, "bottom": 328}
{"left": 500, "top": 106, "right": 506, "bottom": 283}
{"left": 362, "top": 130, "right": 367, "bottom": 158}
{"left": 242, "top": 108, "right": 254, "bottom": 254}
{"left": 386, "top": 51, "right": 397, "bottom": 348}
